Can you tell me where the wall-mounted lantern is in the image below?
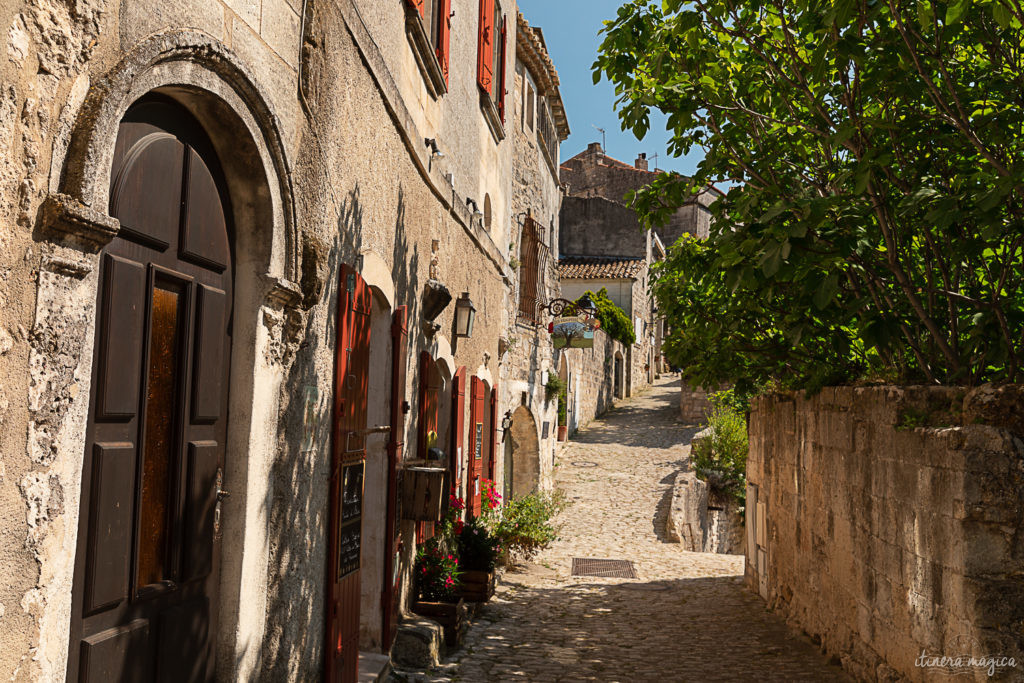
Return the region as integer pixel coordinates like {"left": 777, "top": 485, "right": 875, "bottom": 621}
{"left": 501, "top": 410, "right": 513, "bottom": 442}
{"left": 454, "top": 292, "right": 476, "bottom": 338}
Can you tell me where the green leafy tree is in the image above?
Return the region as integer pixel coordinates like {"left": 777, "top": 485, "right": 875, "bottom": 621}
{"left": 594, "top": 0, "right": 1024, "bottom": 389}
{"left": 585, "top": 288, "right": 637, "bottom": 345}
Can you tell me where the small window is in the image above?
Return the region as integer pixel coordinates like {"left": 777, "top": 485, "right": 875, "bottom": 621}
{"left": 492, "top": 1, "right": 505, "bottom": 111}
{"left": 525, "top": 81, "right": 536, "bottom": 132}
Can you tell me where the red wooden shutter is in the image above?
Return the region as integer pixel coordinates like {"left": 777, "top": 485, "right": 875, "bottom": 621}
{"left": 487, "top": 382, "right": 499, "bottom": 484}
{"left": 450, "top": 367, "right": 467, "bottom": 495}
{"left": 327, "top": 264, "right": 372, "bottom": 683}
{"left": 406, "top": 0, "right": 425, "bottom": 17}
{"left": 476, "top": 0, "right": 495, "bottom": 94}
{"left": 497, "top": 16, "right": 508, "bottom": 123}
{"left": 382, "top": 306, "right": 408, "bottom": 650}
{"left": 437, "top": 0, "right": 452, "bottom": 85}
{"left": 467, "top": 377, "right": 485, "bottom": 518}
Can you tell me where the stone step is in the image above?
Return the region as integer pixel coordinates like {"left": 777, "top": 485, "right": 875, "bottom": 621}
{"left": 358, "top": 651, "right": 392, "bottom": 683}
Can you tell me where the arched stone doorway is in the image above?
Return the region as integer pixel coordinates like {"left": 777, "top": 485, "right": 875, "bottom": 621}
{"left": 507, "top": 406, "right": 540, "bottom": 499}
{"left": 39, "top": 30, "right": 297, "bottom": 682}
{"left": 614, "top": 351, "right": 625, "bottom": 399}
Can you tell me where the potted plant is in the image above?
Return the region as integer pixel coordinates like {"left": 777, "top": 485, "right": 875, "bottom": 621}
{"left": 456, "top": 517, "right": 501, "bottom": 602}
{"left": 557, "top": 389, "right": 568, "bottom": 441}
{"left": 412, "top": 489, "right": 467, "bottom": 646}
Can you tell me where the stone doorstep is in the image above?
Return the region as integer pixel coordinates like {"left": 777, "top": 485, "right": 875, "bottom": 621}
{"left": 359, "top": 651, "right": 392, "bottom": 683}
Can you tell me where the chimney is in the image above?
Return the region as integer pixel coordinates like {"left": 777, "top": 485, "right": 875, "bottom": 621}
{"left": 635, "top": 153, "right": 648, "bottom": 171}
{"left": 587, "top": 141, "right": 604, "bottom": 156}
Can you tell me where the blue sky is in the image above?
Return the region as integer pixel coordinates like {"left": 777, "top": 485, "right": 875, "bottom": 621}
{"left": 517, "top": 0, "right": 702, "bottom": 176}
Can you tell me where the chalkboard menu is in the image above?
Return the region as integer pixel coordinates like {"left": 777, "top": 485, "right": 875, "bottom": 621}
{"left": 337, "top": 462, "right": 364, "bottom": 578}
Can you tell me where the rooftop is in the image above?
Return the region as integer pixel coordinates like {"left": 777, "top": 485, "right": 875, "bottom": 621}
{"left": 558, "top": 256, "right": 646, "bottom": 280}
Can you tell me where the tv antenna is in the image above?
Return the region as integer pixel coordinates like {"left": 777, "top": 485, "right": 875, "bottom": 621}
{"left": 651, "top": 152, "right": 660, "bottom": 171}
{"left": 592, "top": 124, "right": 606, "bottom": 152}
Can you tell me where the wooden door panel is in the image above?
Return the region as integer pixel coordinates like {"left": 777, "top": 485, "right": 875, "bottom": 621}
{"left": 84, "top": 443, "right": 135, "bottom": 615}
{"left": 156, "top": 598, "right": 210, "bottom": 683}
{"left": 80, "top": 620, "right": 151, "bottom": 683}
{"left": 95, "top": 254, "right": 146, "bottom": 421}
{"left": 382, "top": 306, "right": 408, "bottom": 649}
{"left": 180, "top": 148, "right": 230, "bottom": 272}
{"left": 109, "top": 133, "right": 184, "bottom": 250}
{"left": 185, "top": 441, "right": 219, "bottom": 580}
{"left": 190, "top": 285, "right": 227, "bottom": 423}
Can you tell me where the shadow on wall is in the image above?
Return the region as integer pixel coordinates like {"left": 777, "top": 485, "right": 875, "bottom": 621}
{"left": 258, "top": 181, "right": 379, "bottom": 677}
{"left": 473, "top": 574, "right": 850, "bottom": 681}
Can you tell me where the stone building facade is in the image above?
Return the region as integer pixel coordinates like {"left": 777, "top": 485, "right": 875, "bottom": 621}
{"left": 497, "top": 12, "right": 570, "bottom": 502}
{"left": 560, "top": 142, "right": 718, "bottom": 245}
{"left": 0, "top": 0, "right": 566, "bottom": 680}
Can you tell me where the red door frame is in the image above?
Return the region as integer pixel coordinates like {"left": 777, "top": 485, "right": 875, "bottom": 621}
{"left": 450, "top": 367, "right": 467, "bottom": 497}
{"left": 326, "top": 265, "right": 372, "bottom": 683}
{"left": 466, "top": 377, "right": 485, "bottom": 518}
{"left": 486, "top": 382, "right": 499, "bottom": 485}
{"left": 381, "top": 306, "right": 408, "bottom": 652}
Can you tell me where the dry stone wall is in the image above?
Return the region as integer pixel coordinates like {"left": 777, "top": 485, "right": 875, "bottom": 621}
{"left": 746, "top": 386, "right": 1024, "bottom": 682}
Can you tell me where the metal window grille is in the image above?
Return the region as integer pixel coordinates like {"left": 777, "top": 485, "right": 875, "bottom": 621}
{"left": 517, "top": 216, "right": 546, "bottom": 324}
{"left": 537, "top": 99, "right": 558, "bottom": 167}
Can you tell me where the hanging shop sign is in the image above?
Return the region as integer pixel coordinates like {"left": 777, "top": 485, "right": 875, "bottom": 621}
{"left": 551, "top": 315, "right": 599, "bottom": 349}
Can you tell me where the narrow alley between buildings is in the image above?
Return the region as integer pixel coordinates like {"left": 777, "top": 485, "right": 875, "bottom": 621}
{"left": 418, "top": 377, "right": 851, "bottom": 682}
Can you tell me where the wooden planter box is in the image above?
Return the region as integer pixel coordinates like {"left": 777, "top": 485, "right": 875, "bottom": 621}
{"left": 400, "top": 464, "right": 446, "bottom": 522}
{"left": 459, "top": 569, "right": 495, "bottom": 602}
{"left": 412, "top": 598, "right": 467, "bottom": 647}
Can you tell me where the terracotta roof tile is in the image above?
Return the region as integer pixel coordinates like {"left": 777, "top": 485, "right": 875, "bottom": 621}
{"left": 558, "top": 256, "right": 645, "bottom": 280}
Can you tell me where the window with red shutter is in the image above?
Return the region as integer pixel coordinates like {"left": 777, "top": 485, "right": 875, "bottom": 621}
{"left": 406, "top": 0, "right": 425, "bottom": 18}
{"left": 437, "top": 0, "right": 451, "bottom": 85}
{"left": 496, "top": 15, "right": 507, "bottom": 123}
{"left": 477, "top": 0, "right": 495, "bottom": 95}
{"left": 406, "top": 0, "right": 448, "bottom": 97}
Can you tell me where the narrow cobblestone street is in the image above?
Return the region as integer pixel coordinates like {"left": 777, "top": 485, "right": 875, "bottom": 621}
{"left": 440, "top": 377, "right": 851, "bottom": 682}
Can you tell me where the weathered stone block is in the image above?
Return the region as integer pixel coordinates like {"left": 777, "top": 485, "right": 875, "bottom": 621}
{"left": 391, "top": 617, "right": 444, "bottom": 669}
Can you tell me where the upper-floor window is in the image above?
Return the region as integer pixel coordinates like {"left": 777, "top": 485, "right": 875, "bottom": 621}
{"left": 537, "top": 97, "right": 558, "bottom": 167}
{"left": 477, "top": 0, "right": 508, "bottom": 138}
{"left": 491, "top": 0, "right": 506, "bottom": 117}
{"left": 523, "top": 78, "right": 536, "bottom": 133}
{"left": 407, "top": 0, "right": 451, "bottom": 95}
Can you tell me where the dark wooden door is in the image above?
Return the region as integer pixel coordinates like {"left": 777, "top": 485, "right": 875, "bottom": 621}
{"left": 416, "top": 353, "right": 442, "bottom": 543}
{"left": 466, "top": 377, "right": 485, "bottom": 518}
{"left": 68, "top": 98, "right": 233, "bottom": 683}
{"left": 450, "top": 367, "right": 466, "bottom": 496}
{"left": 381, "top": 306, "right": 408, "bottom": 650}
{"left": 326, "top": 265, "right": 372, "bottom": 683}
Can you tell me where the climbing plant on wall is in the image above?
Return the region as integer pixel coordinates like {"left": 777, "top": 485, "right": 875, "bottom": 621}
{"left": 583, "top": 288, "right": 636, "bottom": 346}
{"left": 595, "top": 0, "right": 1024, "bottom": 391}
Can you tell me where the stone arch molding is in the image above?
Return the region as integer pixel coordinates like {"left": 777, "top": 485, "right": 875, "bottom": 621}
{"left": 44, "top": 29, "right": 299, "bottom": 285}
{"left": 26, "top": 29, "right": 302, "bottom": 682}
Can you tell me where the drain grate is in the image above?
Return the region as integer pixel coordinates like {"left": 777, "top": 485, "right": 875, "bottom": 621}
{"left": 571, "top": 461, "right": 598, "bottom": 468}
{"left": 571, "top": 558, "right": 638, "bottom": 579}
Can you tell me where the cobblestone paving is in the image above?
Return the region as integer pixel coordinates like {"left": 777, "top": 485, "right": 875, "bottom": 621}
{"left": 435, "top": 377, "right": 851, "bottom": 682}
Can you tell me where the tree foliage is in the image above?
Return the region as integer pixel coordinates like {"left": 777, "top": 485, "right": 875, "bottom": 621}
{"left": 585, "top": 288, "right": 637, "bottom": 346}
{"left": 594, "top": 0, "right": 1024, "bottom": 389}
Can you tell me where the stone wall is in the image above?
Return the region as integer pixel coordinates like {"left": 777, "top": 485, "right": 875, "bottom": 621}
{"left": 564, "top": 328, "right": 627, "bottom": 433}
{"left": 746, "top": 386, "right": 1024, "bottom": 682}
{"left": 559, "top": 195, "right": 650, "bottom": 259}
{"left": 679, "top": 384, "right": 714, "bottom": 425}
